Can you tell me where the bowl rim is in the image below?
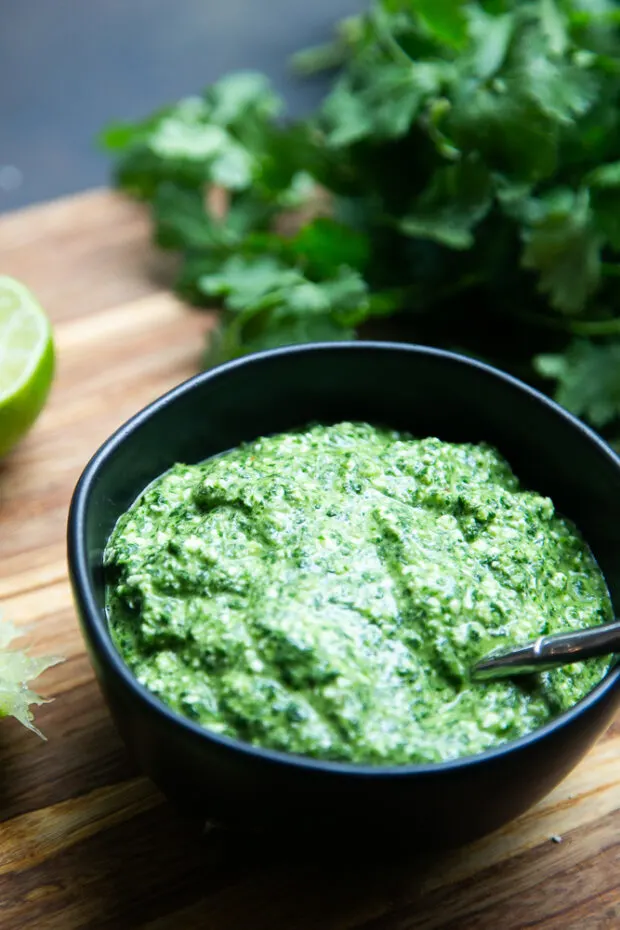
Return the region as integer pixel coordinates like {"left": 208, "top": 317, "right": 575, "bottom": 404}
{"left": 68, "top": 341, "right": 620, "bottom": 778}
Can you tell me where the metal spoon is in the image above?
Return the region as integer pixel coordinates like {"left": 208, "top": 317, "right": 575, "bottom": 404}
{"left": 472, "top": 619, "right": 620, "bottom": 681}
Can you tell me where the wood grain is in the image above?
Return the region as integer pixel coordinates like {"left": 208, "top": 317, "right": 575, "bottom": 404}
{"left": 0, "top": 190, "right": 619, "bottom": 930}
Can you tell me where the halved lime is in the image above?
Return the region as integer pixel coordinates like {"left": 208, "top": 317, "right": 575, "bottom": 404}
{"left": 0, "top": 276, "right": 55, "bottom": 458}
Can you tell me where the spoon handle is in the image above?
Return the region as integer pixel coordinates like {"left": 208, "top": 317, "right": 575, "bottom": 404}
{"left": 472, "top": 619, "right": 620, "bottom": 681}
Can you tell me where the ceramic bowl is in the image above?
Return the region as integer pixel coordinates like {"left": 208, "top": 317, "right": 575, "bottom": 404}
{"left": 68, "top": 343, "right": 620, "bottom": 849}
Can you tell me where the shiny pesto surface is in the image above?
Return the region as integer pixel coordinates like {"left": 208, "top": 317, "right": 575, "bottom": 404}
{"left": 105, "top": 423, "right": 612, "bottom": 765}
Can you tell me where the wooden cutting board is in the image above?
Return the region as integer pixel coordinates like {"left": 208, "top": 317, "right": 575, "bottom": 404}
{"left": 0, "top": 190, "right": 619, "bottom": 930}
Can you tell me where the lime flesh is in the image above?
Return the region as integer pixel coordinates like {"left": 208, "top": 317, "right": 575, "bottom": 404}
{"left": 0, "top": 277, "right": 55, "bottom": 458}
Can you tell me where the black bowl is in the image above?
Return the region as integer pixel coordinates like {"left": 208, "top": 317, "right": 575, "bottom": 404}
{"left": 68, "top": 342, "right": 620, "bottom": 850}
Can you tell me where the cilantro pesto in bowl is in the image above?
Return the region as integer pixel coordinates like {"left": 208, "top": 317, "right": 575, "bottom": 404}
{"left": 104, "top": 421, "right": 612, "bottom": 766}
{"left": 69, "top": 342, "right": 620, "bottom": 847}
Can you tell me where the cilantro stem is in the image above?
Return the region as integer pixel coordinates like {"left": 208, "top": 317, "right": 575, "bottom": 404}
{"left": 601, "top": 264, "right": 620, "bottom": 278}
{"left": 511, "top": 308, "right": 620, "bottom": 337}
{"left": 568, "top": 318, "right": 620, "bottom": 336}
{"left": 369, "top": 6, "right": 413, "bottom": 68}
{"left": 291, "top": 43, "right": 348, "bottom": 77}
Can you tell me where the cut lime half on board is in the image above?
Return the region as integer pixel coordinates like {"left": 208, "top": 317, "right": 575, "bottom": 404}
{"left": 0, "top": 276, "right": 55, "bottom": 458}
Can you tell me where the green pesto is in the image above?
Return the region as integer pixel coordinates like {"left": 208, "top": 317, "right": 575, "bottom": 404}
{"left": 105, "top": 422, "right": 612, "bottom": 765}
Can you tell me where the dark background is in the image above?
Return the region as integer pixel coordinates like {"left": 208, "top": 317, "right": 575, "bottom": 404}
{"left": 0, "top": 0, "right": 362, "bottom": 212}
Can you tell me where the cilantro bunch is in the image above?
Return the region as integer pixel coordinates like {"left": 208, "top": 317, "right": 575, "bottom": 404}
{"left": 102, "top": 0, "right": 620, "bottom": 442}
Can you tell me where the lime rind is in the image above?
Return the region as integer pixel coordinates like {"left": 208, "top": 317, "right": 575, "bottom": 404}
{"left": 0, "top": 276, "right": 54, "bottom": 457}
{"left": 0, "top": 276, "right": 52, "bottom": 404}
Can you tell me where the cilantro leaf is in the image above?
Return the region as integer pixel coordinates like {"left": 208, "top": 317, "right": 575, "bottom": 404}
{"left": 198, "top": 255, "right": 301, "bottom": 310}
{"left": 588, "top": 160, "right": 620, "bottom": 249}
{"left": 201, "top": 257, "right": 371, "bottom": 364}
{"left": 146, "top": 104, "right": 256, "bottom": 191}
{"left": 205, "top": 309, "right": 354, "bottom": 370}
{"left": 152, "top": 183, "right": 278, "bottom": 253}
{"left": 103, "top": 73, "right": 285, "bottom": 197}
{"left": 290, "top": 218, "right": 370, "bottom": 277}
{"left": 400, "top": 157, "right": 493, "bottom": 249}
{"left": 467, "top": 7, "right": 515, "bottom": 80}
{"left": 447, "top": 85, "right": 559, "bottom": 182}
{"left": 321, "top": 60, "right": 445, "bottom": 147}
{"left": 535, "top": 340, "right": 620, "bottom": 426}
{"left": 539, "top": 0, "right": 569, "bottom": 56}
{"left": 205, "top": 71, "right": 283, "bottom": 127}
{"left": 152, "top": 184, "right": 235, "bottom": 251}
{"left": 414, "top": 0, "right": 469, "bottom": 50}
{"left": 506, "top": 25, "right": 599, "bottom": 126}
{"left": 521, "top": 189, "right": 602, "bottom": 314}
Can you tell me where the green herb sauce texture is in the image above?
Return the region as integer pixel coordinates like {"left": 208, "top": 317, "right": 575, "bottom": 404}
{"left": 105, "top": 423, "right": 612, "bottom": 765}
